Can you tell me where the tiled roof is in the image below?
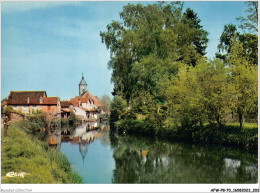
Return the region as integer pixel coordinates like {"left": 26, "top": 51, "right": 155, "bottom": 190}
{"left": 7, "top": 91, "right": 47, "bottom": 105}
{"left": 70, "top": 98, "right": 79, "bottom": 107}
{"left": 60, "top": 101, "right": 71, "bottom": 108}
{"left": 81, "top": 92, "right": 104, "bottom": 107}
{"left": 43, "top": 97, "right": 59, "bottom": 105}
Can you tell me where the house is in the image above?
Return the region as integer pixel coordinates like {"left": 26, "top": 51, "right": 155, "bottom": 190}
{"left": 6, "top": 91, "right": 61, "bottom": 117}
{"left": 60, "top": 101, "right": 71, "bottom": 118}
{"left": 69, "top": 74, "right": 105, "bottom": 120}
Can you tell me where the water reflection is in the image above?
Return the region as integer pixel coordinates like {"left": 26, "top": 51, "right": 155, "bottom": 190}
{"left": 57, "top": 124, "right": 257, "bottom": 184}
{"left": 59, "top": 122, "right": 109, "bottom": 163}
{"left": 110, "top": 134, "right": 258, "bottom": 183}
{"left": 60, "top": 122, "right": 115, "bottom": 183}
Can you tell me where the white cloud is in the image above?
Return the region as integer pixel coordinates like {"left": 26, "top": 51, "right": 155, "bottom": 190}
{"left": 2, "top": 1, "right": 81, "bottom": 13}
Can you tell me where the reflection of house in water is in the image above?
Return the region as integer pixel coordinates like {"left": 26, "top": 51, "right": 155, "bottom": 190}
{"left": 47, "top": 130, "right": 61, "bottom": 149}
{"left": 99, "top": 121, "right": 110, "bottom": 131}
{"left": 61, "top": 122, "right": 99, "bottom": 164}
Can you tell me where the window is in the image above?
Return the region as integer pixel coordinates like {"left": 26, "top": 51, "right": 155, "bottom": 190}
{"left": 27, "top": 97, "right": 30, "bottom": 104}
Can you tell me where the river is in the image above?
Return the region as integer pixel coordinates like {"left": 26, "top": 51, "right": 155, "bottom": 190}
{"left": 56, "top": 122, "right": 257, "bottom": 184}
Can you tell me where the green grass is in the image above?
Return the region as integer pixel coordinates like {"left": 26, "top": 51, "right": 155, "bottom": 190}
{"left": 226, "top": 122, "right": 258, "bottom": 129}
{"left": 1, "top": 121, "right": 82, "bottom": 184}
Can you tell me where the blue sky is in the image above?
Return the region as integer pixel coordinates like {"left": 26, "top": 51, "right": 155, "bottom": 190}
{"left": 1, "top": 1, "right": 247, "bottom": 100}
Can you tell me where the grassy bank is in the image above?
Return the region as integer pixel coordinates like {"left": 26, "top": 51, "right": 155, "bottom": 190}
{"left": 1, "top": 121, "right": 82, "bottom": 184}
{"left": 115, "top": 119, "right": 258, "bottom": 152}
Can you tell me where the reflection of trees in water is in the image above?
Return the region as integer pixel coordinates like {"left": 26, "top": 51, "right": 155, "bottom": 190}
{"left": 99, "top": 132, "right": 111, "bottom": 146}
{"left": 111, "top": 134, "right": 258, "bottom": 183}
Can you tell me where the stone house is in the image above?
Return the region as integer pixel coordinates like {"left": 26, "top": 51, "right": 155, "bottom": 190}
{"left": 6, "top": 91, "right": 61, "bottom": 116}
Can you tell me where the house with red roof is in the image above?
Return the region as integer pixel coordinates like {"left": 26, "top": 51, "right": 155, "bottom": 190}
{"left": 6, "top": 91, "right": 61, "bottom": 116}
{"left": 69, "top": 74, "right": 105, "bottom": 120}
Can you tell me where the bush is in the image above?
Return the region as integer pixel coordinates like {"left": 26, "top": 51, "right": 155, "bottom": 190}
{"left": 68, "top": 110, "right": 79, "bottom": 126}
{"left": 110, "top": 96, "right": 127, "bottom": 124}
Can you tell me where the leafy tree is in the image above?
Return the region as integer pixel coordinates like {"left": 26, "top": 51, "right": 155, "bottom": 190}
{"left": 163, "top": 59, "right": 232, "bottom": 128}
{"left": 216, "top": 24, "right": 238, "bottom": 60}
{"left": 238, "top": 33, "right": 258, "bottom": 65}
{"left": 101, "top": 2, "right": 208, "bottom": 106}
{"left": 110, "top": 96, "right": 127, "bottom": 123}
{"left": 216, "top": 24, "right": 258, "bottom": 65}
{"left": 1, "top": 98, "right": 7, "bottom": 103}
{"left": 227, "top": 40, "right": 258, "bottom": 129}
{"left": 101, "top": 95, "right": 112, "bottom": 112}
{"left": 236, "top": 1, "right": 258, "bottom": 33}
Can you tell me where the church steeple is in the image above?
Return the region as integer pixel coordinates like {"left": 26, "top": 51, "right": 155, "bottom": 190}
{"left": 79, "top": 73, "right": 87, "bottom": 96}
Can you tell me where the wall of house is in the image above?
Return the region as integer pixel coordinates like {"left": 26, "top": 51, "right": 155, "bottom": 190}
{"left": 88, "top": 103, "right": 96, "bottom": 110}
{"left": 11, "top": 104, "right": 60, "bottom": 115}
{"left": 86, "top": 111, "right": 98, "bottom": 119}
{"left": 41, "top": 105, "right": 61, "bottom": 114}
{"left": 73, "top": 106, "right": 87, "bottom": 119}
{"left": 12, "top": 105, "right": 30, "bottom": 114}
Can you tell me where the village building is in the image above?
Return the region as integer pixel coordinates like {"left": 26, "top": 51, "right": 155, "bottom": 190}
{"left": 6, "top": 91, "right": 61, "bottom": 117}
{"left": 60, "top": 101, "right": 72, "bottom": 118}
{"left": 70, "top": 74, "right": 105, "bottom": 121}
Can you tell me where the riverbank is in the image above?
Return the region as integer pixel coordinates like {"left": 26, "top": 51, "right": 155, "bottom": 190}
{"left": 114, "top": 119, "right": 258, "bottom": 152}
{"left": 1, "top": 120, "right": 82, "bottom": 184}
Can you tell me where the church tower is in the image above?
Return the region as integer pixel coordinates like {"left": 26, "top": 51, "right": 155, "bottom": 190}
{"left": 79, "top": 73, "right": 88, "bottom": 96}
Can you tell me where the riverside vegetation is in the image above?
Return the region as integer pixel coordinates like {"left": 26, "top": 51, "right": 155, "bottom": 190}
{"left": 101, "top": 2, "right": 258, "bottom": 151}
{"left": 1, "top": 110, "right": 82, "bottom": 184}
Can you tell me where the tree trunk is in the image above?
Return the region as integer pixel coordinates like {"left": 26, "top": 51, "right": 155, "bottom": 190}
{"left": 216, "top": 115, "right": 223, "bottom": 128}
{"left": 239, "top": 112, "right": 243, "bottom": 129}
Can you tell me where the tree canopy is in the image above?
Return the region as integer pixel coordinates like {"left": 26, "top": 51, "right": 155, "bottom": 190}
{"left": 101, "top": 2, "right": 257, "bottom": 132}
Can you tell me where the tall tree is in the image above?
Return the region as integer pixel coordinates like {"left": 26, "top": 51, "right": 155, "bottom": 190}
{"left": 216, "top": 24, "right": 258, "bottom": 65}
{"left": 101, "top": 95, "right": 112, "bottom": 112}
{"left": 236, "top": 1, "right": 258, "bottom": 33}
{"left": 101, "top": 2, "right": 209, "bottom": 106}
{"left": 227, "top": 41, "right": 258, "bottom": 129}
{"left": 215, "top": 24, "right": 238, "bottom": 60}
{"left": 183, "top": 8, "right": 209, "bottom": 56}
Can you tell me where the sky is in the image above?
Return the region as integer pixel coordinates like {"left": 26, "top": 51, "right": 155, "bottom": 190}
{"left": 1, "top": 1, "right": 248, "bottom": 100}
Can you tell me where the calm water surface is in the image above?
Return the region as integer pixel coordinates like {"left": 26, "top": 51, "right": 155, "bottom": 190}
{"left": 59, "top": 123, "right": 258, "bottom": 184}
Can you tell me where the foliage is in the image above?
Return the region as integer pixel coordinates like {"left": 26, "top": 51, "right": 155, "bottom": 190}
{"left": 182, "top": 8, "right": 209, "bottom": 62}
{"left": 104, "top": 2, "right": 258, "bottom": 150}
{"left": 216, "top": 24, "right": 258, "bottom": 65}
{"left": 227, "top": 40, "right": 258, "bottom": 129}
{"left": 1, "top": 122, "right": 82, "bottom": 184}
{"left": 110, "top": 96, "right": 127, "bottom": 125}
{"left": 101, "top": 2, "right": 208, "bottom": 104}
{"left": 68, "top": 110, "right": 79, "bottom": 126}
{"left": 101, "top": 94, "right": 112, "bottom": 112}
{"left": 236, "top": 1, "right": 258, "bottom": 33}
{"left": 1, "top": 98, "right": 8, "bottom": 103}
{"left": 25, "top": 111, "right": 46, "bottom": 140}
{"left": 1, "top": 105, "right": 13, "bottom": 116}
